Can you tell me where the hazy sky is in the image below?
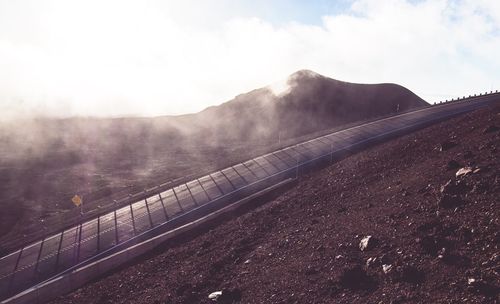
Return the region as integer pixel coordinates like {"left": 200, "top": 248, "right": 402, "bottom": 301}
{"left": 0, "top": 0, "right": 499, "bottom": 119}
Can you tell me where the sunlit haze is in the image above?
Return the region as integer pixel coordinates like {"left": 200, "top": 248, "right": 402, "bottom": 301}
{"left": 1, "top": 0, "right": 499, "bottom": 120}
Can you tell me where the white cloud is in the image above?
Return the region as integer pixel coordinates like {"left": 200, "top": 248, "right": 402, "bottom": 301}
{"left": 0, "top": 0, "right": 499, "bottom": 119}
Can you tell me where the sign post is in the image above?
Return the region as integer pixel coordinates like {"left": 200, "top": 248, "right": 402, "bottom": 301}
{"left": 72, "top": 194, "right": 83, "bottom": 215}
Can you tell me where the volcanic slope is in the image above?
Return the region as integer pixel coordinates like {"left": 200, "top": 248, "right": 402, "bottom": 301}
{"left": 180, "top": 69, "right": 428, "bottom": 142}
{"left": 51, "top": 104, "right": 499, "bottom": 304}
{"left": 0, "top": 70, "right": 426, "bottom": 250}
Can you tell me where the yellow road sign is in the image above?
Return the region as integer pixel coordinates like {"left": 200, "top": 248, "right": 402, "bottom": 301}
{"left": 72, "top": 195, "right": 82, "bottom": 207}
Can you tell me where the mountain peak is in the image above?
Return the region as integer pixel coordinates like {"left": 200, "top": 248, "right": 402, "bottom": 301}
{"left": 288, "top": 69, "right": 323, "bottom": 80}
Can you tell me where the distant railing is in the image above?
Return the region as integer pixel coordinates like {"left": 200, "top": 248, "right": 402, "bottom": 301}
{"left": 434, "top": 90, "right": 499, "bottom": 105}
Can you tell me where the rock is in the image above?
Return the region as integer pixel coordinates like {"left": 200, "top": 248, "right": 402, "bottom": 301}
{"left": 482, "top": 125, "right": 499, "bottom": 134}
{"left": 438, "top": 194, "right": 464, "bottom": 209}
{"left": 456, "top": 167, "right": 473, "bottom": 178}
{"left": 447, "top": 160, "right": 461, "bottom": 170}
{"left": 359, "top": 236, "right": 377, "bottom": 251}
{"left": 382, "top": 264, "right": 393, "bottom": 274}
{"left": 437, "top": 247, "right": 447, "bottom": 259}
{"left": 440, "top": 141, "right": 458, "bottom": 151}
{"left": 366, "top": 257, "right": 377, "bottom": 267}
{"left": 208, "top": 291, "right": 223, "bottom": 301}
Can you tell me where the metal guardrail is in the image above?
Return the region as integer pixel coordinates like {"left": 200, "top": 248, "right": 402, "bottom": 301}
{"left": 435, "top": 90, "right": 499, "bottom": 105}
{"left": 0, "top": 89, "right": 499, "bottom": 301}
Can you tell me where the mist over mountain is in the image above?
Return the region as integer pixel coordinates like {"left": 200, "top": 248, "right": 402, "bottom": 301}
{"left": 1, "top": 69, "right": 428, "bottom": 160}
{"left": 0, "top": 70, "right": 428, "bottom": 240}
{"left": 180, "top": 70, "right": 428, "bottom": 142}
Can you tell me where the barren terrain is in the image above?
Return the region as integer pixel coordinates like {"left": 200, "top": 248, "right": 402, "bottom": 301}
{"left": 51, "top": 104, "right": 499, "bottom": 303}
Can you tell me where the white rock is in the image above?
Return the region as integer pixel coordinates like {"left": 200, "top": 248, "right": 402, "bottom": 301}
{"left": 366, "top": 257, "right": 377, "bottom": 267}
{"left": 456, "top": 167, "right": 473, "bottom": 178}
{"left": 208, "top": 291, "right": 222, "bottom": 301}
{"left": 382, "top": 264, "right": 393, "bottom": 274}
{"left": 359, "top": 236, "right": 374, "bottom": 251}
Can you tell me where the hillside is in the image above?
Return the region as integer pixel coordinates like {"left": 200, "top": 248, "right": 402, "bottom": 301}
{"left": 181, "top": 70, "right": 427, "bottom": 141}
{"left": 51, "top": 104, "right": 499, "bottom": 304}
{"left": 0, "top": 71, "right": 427, "bottom": 251}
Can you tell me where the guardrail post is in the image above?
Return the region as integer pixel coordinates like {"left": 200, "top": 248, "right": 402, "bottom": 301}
{"left": 33, "top": 238, "right": 46, "bottom": 279}
{"left": 7, "top": 247, "right": 24, "bottom": 294}
{"left": 54, "top": 231, "right": 64, "bottom": 272}
{"left": 75, "top": 223, "right": 83, "bottom": 263}
{"left": 197, "top": 178, "right": 213, "bottom": 201}
{"left": 295, "top": 146, "right": 299, "bottom": 179}
{"left": 144, "top": 198, "right": 154, "bottom": 228}
{"left": 129, "top": 204, "right": 137, "bottom": 235}
{"left": 185, "top": 183, "right": 199, "bottom": 206}
{"left": 114, "top": 200, "right": 119, "bottom": 244}
{"left": 172, "top": 187, "right": 185, "bottom": 212}
{"left": 330, "top": 143, "right": 334, "bottom": 164}
{"left": 158, "top": 193, "right": 169, "bottom": 220}
{"left": 97, "top": 216, "right": 101, "bottom": 252}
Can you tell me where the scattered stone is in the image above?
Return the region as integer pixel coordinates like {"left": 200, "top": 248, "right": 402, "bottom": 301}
{"left": 208, "top": 291, "right": 223, "bottom": 301}
{"left": 382, "top": 264, "right": 393, "bottom": 274}
{"left": 456, "top": 167, "right": 473, "bottom": 178}
{"left": 438, "top": 194, "right": 464, "bottom": 209}
{"left": 440, "top": 141, "right": 458, "bottom": 151}
{"left": 437, "top": 247, "right": 447, "bottom": 259}
{"left": 482, "top": 125, "right": 500, "bottom": 134}
{"left": 359, "top": 236, "right": 377, "bottom": 251}
{"left": 489, "top": 253, "right": 499, "bottom": 264}
{"left": 447, "top": 160, "right": 461, "bottom": 170}
{"left": 366, "top": 257, "right": 378, "bottom": 267}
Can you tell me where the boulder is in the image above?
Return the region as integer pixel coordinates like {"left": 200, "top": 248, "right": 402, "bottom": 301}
{"left": 456, "top": 167, "right": 473, "bottom": 178}
{"left": 359, "top": 236, "right": 377, "bottom": 251}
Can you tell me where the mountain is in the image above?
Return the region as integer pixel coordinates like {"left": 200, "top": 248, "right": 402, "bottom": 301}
{"left": 173, "top": 70, "right": 428, "bottom": 142}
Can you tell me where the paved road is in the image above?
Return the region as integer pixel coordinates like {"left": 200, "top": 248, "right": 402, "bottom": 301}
{"left": 0, "top": 94, "right": 498, "bottom": 300}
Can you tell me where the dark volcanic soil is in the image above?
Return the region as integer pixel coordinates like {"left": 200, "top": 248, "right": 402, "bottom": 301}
{"left": 50, "top": 104, "right": 500, "bottom": 303}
